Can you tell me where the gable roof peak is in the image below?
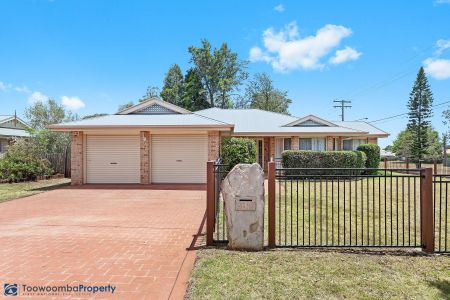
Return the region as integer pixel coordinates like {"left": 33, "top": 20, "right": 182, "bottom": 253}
{"left": 284, "top": 114, "right": 337, "bottom": 127}
{"left": 116, "top": 97, "right": 191, "bottom": 115}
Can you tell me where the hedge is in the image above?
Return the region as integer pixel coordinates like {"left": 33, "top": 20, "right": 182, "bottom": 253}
{"left": 281, "top": 150, "right": 367, "bottom": 176}
{"left": 221, "top": 137, "right": 257, "bottom": 171}
{"left": 357, "top": 144, "right": 380, "bottom": 173}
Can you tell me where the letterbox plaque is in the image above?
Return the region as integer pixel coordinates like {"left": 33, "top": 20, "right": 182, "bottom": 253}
{"left": 235, "top": 196, "right": 257, "bottom": 211}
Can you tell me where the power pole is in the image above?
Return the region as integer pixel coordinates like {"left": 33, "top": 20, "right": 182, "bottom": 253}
{"left": 333, "top": 100, "right": 352, "bottom": 121}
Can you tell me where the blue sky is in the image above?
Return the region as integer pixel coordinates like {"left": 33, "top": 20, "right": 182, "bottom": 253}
{"left": 1, "top": 0, "right": 449, "bottom": 147}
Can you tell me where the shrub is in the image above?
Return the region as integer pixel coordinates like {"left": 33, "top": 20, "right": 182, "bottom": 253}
{"left": 281, "top": 150, "right": 366, "bottom": 176}
{"left": 0, "top": 138, "right": 53, "bottom": 182}
{"left": 357, "top": 144, "right": 380, "bottom": 173}
{"left": 221, "top": 137, "right": 257, "bottom": 171}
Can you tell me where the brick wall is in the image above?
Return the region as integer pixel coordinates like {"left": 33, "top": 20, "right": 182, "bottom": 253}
{"left": 208, "top": 131, "right": 220, "bottom": 161}
{"left": 291, "top": 136, "right": 299, "bottom": 150}
{"left": 71, "top": 131, "right": 83, "bottom": 185}
{"left": 269, "top": 137, "right": 275, "bottom": 160}
{"left": 140, "top": 131, "right": 150, "bottom": 184}
{"left": 368, "top": 137, "right": 378, "bottom": 144}
{"left": 326, "top": 137, "right": 333, "bottom": 151}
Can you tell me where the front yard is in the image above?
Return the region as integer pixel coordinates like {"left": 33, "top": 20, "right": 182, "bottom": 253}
{"left": 0, "top": 178, "right": 71, "bottom": 203}
{"left": 188, "top": 249, "right": 450, "bottom": 299}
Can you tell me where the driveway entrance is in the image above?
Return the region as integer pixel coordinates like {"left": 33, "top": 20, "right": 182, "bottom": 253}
{"left": 0, "top": 185, "right": 206, "bottom": 299}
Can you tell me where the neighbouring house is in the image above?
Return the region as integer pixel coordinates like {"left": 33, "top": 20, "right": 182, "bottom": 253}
{"left": 48, "top": 97, "right": 389, "bottom": 185}
{"left": 0, "top": 115, "right": 31, "bottom": 154}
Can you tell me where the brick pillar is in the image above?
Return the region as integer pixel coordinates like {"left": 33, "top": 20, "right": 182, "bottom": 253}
{"left": 291, "top": 136, "right": 299, "bottom": 150}
{"left": 326, "top": 136, "right": 333, "bottom": 151}
{"left": 368, "top": 137, "right": 378, "bottom": 144}
{"left": 140, "top": 131, "right": 150, "bottom": 184}
{"left": 208, "top": 131, "right": 220, "bottom": 160}
{"left": 71, "top": 131, "right": 83, "bottom": 185}
{"left": 269, "top": 137, "right": 275, "bottom": 160}
{"left": 264, "top": 137, "right": 270, "bottom": 170}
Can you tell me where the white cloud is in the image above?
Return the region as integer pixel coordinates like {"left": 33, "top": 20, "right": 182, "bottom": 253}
{"left": 249, "top": 22, "right": 358, "bottom": 71}
{"left": 61, "top": 96, "right": 85, "bottom": 110}
{"left": 436, "top": 39, "right": 450, "bottom": 55}
{"left": 329, "top": 46, "right": 362, "bottom": 64}
{"left": 14, "top": 85, "right": 31, "bottom": 93}
{"left": 274, "top": 4, "right": 285, "bottom": 12}
{"left": 423, "top": 58, "right": 450, "bottom": 79}
{"left": 0, "top": 81, "right": 6, "bottom": 91}
{"left": 28, "top": 91, "right": 48, "bottom": 103}
{"left": 434, "top": 0, "right": 450, "bottom": 4}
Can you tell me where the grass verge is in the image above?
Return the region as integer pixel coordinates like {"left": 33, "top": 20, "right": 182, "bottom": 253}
{"left": 0, "top": 178, "right": 71, "bottom": 203}
{"left": 188, "top": 249, "right": 450, "bottom": 299}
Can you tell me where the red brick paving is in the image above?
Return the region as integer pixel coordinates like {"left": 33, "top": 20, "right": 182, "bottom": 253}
{"left": 0, "top": 186, "right": 206, "bottom": 299}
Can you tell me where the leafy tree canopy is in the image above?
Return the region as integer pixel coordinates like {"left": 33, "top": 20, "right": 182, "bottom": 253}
{"left": 243, "top": 72, "right": 291, "bottom": 114}
{"left": 160, "top": 64, "right": 184, "bottom": 106}
{"left": 188, "top": 39, "right": 248, "bottom": 108}
{"left": 392, "top": 127, "right": 441, "bottom": 161}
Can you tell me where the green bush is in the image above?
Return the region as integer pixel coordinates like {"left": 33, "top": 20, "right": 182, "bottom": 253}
{"left": 0, "top": 138, "right": 53, "bottom": 182}
{"left": 281, "top": 150, "right": 366, "bottom": 176}
{"left": 221, "top": 137, "right": 257, "bottom": 171}
{"left": 357, "top": 144, "right": 380, "bottom": 173}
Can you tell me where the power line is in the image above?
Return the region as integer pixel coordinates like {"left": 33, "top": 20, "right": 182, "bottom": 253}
{"left": 368, "top": 100, "right": 450, "bottom": 123}
{"left": 333, "top": 99, "right": 352, "bottom": 121}
{"left": 346, "top": 44, "right": 435, "bottom": 99}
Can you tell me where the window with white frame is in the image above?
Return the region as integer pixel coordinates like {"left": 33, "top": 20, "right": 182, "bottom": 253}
{"left": 343, "top": 139, "right": 367, "bottom": 150}
{"left": 299, "top": 138, "right": 326, "bottom": 151}
{"left": 275, "top": 138, "right": 292, "bottom": 158}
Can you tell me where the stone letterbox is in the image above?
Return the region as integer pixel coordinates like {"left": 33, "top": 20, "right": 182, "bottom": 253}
{"left": 222, "top": 163, "right": 265, "bottom": 250}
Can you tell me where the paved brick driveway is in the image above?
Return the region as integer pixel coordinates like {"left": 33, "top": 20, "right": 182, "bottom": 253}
{"left": 0, "top": 185, "right": 206, "bottom": 299}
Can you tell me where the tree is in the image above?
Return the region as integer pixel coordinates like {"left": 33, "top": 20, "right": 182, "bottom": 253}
{"left": 117, "top": 101, "right": 134, "bottom": 112}
{"left": 160, "top": 64, "right": 184, "bottom": 106}
{"left": 182, "top": 68, "right": 210, "bottom": 111}
{"left": 188, "top": 39, "right": 247, "bottom": 108}
{"left": 392, "top": 127, "right": 441, "bottom": 161}
{"left": 407, "top": 67, "right": 434, "bottom": 166}
{"left": 25, "top": 98, "right": 75, "bottom": 130}
{"left": 25, "top": 98, "right": 77, "bottom": 155}
{"left": 443, "top": 109, "right": 450, "bottom": 138}
{"left": 245, "top": 73, "right": 292, "bottom": 114}
{"left": 139, "top": 86, "right": 160, "bottom": 102}
{"left": 215, "top": 43, "right": 248, "bottom": 108}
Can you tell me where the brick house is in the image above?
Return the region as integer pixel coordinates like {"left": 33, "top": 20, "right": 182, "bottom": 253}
{"left": 48, "top": 97, "right": 388, "bottom": 185}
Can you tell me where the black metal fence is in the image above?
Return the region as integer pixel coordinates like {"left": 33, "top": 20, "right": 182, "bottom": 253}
{"left": 213, "top": 160, "right": 229, "bottom": 243}
{"left": 433, "top": 174, "right": 449, "bottom": 253}
{"left": 207, "top": 162, "right": 449, "bottom": 252}
{"left": 274, "top": 168, "right": 424, "bottom": 248}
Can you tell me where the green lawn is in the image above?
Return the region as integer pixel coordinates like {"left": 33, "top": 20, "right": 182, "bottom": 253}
{"left": 0, "top": 178, "right": 71, "bottom": 203}
{"left": 188, "top": 249, "right": 450, "bottom": 299}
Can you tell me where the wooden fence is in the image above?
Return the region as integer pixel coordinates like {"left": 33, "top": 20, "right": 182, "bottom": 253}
{"left": 45, "top": 150, "right": 71, "bottom": 178}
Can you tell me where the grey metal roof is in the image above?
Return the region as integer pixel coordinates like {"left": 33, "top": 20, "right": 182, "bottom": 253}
{"left": 48, "top": 113, "right": 231, "bottom": 129}
{"left": 195, "top": 108, "right": 388, "bottom": 136}
{"left": 48, "top": 106, "right": 388, "bottom": 136}
{"left": 333, "top": 121, "right": 389, "bottom": 136}
{"left": 0, "top": 127, "right": 30, "bottom": 137}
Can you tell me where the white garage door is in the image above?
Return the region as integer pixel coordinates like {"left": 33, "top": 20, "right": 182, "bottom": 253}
{"left": 86, "top": 136, "right": 140, "bottom": 184}
{"left": 151, "top": 135, "right": 208, "bottom": 183}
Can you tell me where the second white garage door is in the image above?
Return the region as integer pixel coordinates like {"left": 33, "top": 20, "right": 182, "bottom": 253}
{"left": 151, "top": 135, "right": 208, "bottom": 183}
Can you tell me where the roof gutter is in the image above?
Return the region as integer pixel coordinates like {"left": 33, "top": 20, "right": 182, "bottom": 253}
{"left": 47, "top": 124, "right": 234, "bottom": 132}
